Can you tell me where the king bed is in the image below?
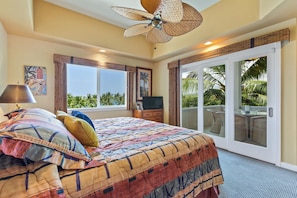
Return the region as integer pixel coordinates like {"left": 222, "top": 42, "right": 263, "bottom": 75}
{"left": 0, "top": 108, "right": 223, "bottom": 197}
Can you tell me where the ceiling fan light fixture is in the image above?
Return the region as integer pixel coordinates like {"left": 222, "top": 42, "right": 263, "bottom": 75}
{"left": 112, "top": 0, "right": 203, "bottom": 43}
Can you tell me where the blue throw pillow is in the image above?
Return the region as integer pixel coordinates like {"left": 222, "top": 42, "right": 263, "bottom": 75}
{"left": 71, "top": 110, "right": 95, "bottom": 130}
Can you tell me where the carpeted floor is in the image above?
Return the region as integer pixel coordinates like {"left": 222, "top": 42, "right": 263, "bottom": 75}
{"left": 217, "top": 149, "right": 297, "bottom": 198}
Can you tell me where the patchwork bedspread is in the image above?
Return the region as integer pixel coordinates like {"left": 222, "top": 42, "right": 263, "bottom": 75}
{"left": 61, "top": 117, "right": 224, "bottom": 197}
{"left": 0, "top": 115, "right": 223, "bottom": 198}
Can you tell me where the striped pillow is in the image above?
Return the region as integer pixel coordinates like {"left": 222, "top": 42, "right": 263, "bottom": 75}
{"left": 0, "top": 108, "right": 91, "bottom": 169}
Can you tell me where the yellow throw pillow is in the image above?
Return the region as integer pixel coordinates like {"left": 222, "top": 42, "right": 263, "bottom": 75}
{"left": 56, "top": 110, "right": 70, "bottom": 122}
{"left": 64, "top": 116, "right": 99, "bottom": 147}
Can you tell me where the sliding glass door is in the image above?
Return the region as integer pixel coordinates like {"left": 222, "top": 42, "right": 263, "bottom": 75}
{"left": 181, "top": 43, "right": 281, "bottom": 164}
{"left": 181, "top": 70, "right": 198, "bottom": 130}
{"left": 233, "top": 56, "right": 268, "bottom": 146}
{"left": 181, "top": 59, "right": 227, "bottom": 148}
{"left": 202, "top": 64, "right": 226, "bottom": 139}
{"left": 227, "top": 43, "right": 280, "bottom": 164}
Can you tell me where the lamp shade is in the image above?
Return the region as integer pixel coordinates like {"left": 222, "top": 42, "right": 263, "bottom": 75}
{"left": 0, "top": 84, "right": 36, "bottom": 103}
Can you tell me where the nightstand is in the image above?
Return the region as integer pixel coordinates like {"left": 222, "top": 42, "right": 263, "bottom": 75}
{"left": 133, "top": 109, "right": 163, "bottom": 123}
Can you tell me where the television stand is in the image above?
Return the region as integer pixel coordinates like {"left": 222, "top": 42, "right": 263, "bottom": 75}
{"left": 133, "top": 109, "right": 163, "bottom": 123}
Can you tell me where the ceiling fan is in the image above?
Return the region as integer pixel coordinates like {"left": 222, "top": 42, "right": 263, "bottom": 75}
{"left": 112, "top": 0, "right": 203, "bottom": 43}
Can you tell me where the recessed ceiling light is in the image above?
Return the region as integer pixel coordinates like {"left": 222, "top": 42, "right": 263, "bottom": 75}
{"left": 99, "top": 49, "right": 106, "bottom": 53}
{"left": 204, "top": 41, "right": 213, "bottom": 45}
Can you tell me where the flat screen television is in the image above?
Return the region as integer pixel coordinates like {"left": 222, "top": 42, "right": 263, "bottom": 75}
{"left": 142, "top": 96, "right": 163, "bottom": 110}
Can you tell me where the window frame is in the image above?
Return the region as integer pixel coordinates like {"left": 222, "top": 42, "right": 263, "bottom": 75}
{"left": 66, "top": 64, "right": 127, "bottom": 110}
{"left": 54, "top": 54, "right": 136, "bottom": 113}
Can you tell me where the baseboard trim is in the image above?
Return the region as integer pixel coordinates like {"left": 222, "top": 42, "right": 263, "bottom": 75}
{"left": 280, "top": 162, "right": 297, "bottom": 172}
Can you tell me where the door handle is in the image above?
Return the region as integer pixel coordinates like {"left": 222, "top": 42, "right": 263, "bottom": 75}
{"left": 269, "top": 107, "right": 273, "bottom": 117}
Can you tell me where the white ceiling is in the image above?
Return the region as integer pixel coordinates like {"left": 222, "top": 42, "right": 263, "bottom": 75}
{"left": 44, "top": 0, "right": 220, "bottom": 29}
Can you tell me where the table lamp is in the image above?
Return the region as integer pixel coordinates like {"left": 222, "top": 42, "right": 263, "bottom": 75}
{"left": 0, "top": 84, "right": 36, "bottom": 110}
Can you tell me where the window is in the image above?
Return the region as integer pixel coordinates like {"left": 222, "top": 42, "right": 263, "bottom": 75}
{"left": 54, "top": 54, "right": 135, "bottom": 113}
{"left": 67, "top": 64, "right": 127, "bottom": 110}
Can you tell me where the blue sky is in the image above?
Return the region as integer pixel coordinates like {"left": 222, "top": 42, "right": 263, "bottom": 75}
{"left": 67, "top": 64, "right": 125, "bottom": 96}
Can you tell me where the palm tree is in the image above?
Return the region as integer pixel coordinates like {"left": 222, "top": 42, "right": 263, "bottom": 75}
{"left": 113, "top": 93, "right": 125, "bottom": 105}
{"left": 140, "top": 72, "right": 149, "bottom": 96}
{"left": 241, "top": 57, "right": 267, "bottom": 105}
{"left": 100, "top": 92, "right": 113, "bottom": 105}
{"left": 203, "top": 65, "right": 226, "bottom": 105}
{"left": 241, "top": 57, "right": 267, "bottom": 82}
{"left": 67, "top": 93, "right": 97, "bottom": 108}
{"left": 182, "top": 65, "right": 226, "bottom": 106}
{"left": 182, "top": 56, "right": 267, "bottom": 107}
{"left": 86, "top": 93, "right": 97, "bottom": 107}
{"left": 182, "top": 73, "right": 198, "bottom": 107}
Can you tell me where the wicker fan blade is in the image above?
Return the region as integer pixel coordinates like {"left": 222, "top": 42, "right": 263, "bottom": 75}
{"left": 124, "top": 23, "right": 154, "bottom": 37}
{"left": 146, "top": 28, "right": 172, "bottom": 43}
{"left": 163, "top": 3, "right": 203, "bottom": 36}
{"left": 155, "top": 0, "right": 183, "bottom": 23}
{"left": 141, "top": 0, "right": 161, "bottom": 14}
{"left": 112, "top": 6, "right": 154, "bottom": 21}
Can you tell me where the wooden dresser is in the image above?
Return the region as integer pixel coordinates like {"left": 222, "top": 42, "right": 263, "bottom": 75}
{"left": 133, "top": 109, "right": 163, "bottom": 123}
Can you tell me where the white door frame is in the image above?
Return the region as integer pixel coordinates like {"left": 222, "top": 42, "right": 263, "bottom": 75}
{"left": 226, "top": 42, "right": 281, "bottom": 165}
{"left": 180, "top": 42, "right": 281, "bottom": 165}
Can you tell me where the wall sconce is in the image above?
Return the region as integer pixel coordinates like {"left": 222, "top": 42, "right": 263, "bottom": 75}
{"left": 0, "top": 84, "right": 36, "bottom": 110}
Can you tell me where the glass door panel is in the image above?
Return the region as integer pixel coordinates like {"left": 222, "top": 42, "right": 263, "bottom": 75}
{"left": 203, "top": 65, "right": 226, "bottom": 138}
{"left": 233, "top": 56, "right": 267, "bottom": 147}
{"left": 181, "top": 71, "right": 198, "bottom": 130}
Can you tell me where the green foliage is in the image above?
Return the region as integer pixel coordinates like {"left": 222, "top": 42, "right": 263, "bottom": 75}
{"left": 182, "top": 57, "right": 268, "bottom": 108}
{"left": 241, "top": 80, "right": 267, "bottom": 106}
{"left": 182, "top": 94, "right": 198, "bottom": 108}
{"left": 204, "top": 88, "right": 225, "bottom": 105}
{"left": 67, "top": 94, "right": 97, "bottom": 108}
{"left": 100, "top": 92, "right": 125, "bottom": 106}
{"left": 203, "top": 65, "right": 226, "bottom": 105}
{"left": 67, "top": 92, "right": 125, "bottom": 108}
{"left": 182, "top": 78, "right": 198, "bottom": 95}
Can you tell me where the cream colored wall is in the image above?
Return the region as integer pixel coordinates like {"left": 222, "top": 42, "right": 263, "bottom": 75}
{"left": 152, "top": 59, "right": 170, "bottom": 123}
{"left": 280, "top": 21, "right": 297, "bottom": 165}
{"left": 153, "top": 0, "right": 260, "bottom": 60}
{"left": 0, "top": 22, "right": 8, "bottom": 122}
{"left": 7, "top": 35, "right": 153, "bottom": 118}
{"left": 33, "top": 0, "right": 153, "bottom": 61}
{"left": 281, "top": 37, "right": 297, "bottom": 165}
{"left": 260, "top": 0, "right": 284, "bottom": 19}
{"left": 153, "top": 20, "right": 297, "bottom": 166}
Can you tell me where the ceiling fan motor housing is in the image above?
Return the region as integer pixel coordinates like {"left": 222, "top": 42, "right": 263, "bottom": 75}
{"left": 151, "top": 13, "right": 163, "bottom": 30}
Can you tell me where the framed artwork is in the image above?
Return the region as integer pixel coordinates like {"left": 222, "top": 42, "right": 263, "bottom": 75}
{"left": 24, "top": 65, "right": 47, "bottom": 95}
{"left": 136, "top": 101, "right": 143, "bottom": 110}
{"left": 136, "top": 67, "right": 152, "bottom": 101}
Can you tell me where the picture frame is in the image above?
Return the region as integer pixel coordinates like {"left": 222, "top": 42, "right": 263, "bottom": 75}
{"left": 24, "top": 65, "right": 47, "bottom": 95}
{"left": 136, "top": 67, "right": 152, "bottom": 101}
{"left": 136, "top": 101, "right": 143, "bottom": 110}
